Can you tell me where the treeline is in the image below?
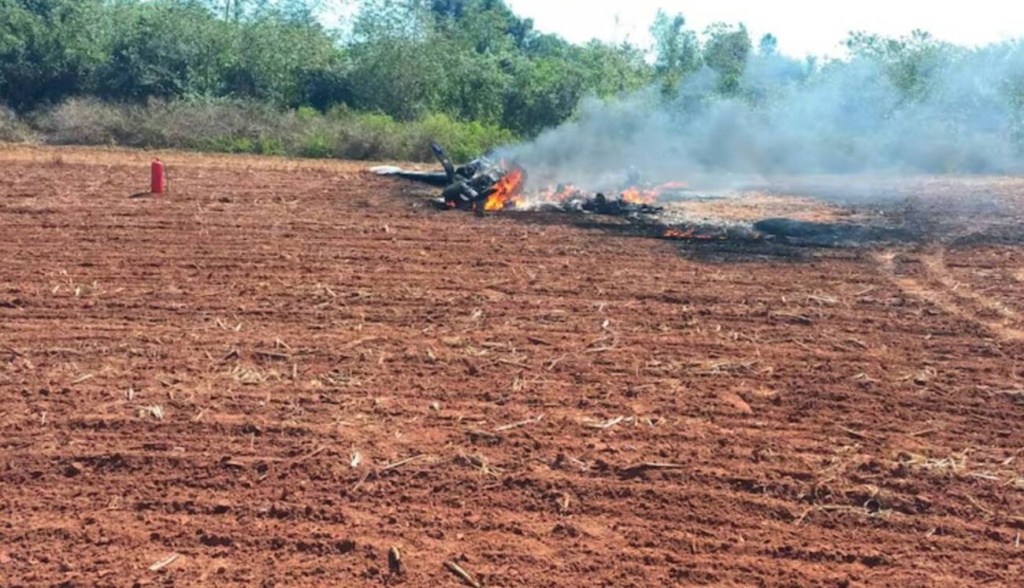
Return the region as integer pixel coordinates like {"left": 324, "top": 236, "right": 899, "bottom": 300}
{"left": 2, "top": 0, "right": 1022, "bottom": 164}
{"left": 1, "top": 0, "right": 342, "bottom": 112}
{"left": 0, "top": 0, "right": 649, "bottom": 159}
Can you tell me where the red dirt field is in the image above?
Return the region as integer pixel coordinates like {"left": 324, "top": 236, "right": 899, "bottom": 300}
{"left": 2, "top": 145, "right": 1024, "bottom": 587}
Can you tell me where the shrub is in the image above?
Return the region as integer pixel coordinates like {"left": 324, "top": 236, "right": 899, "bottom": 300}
{"left": 299, "top": 132, "right": 335, "bottom": 158}
{"left": 20, "top": 98, "right": 518, "bottom": 162}
{"left": 0, "top": 106, "right": 34, "bottom": 143}
{"left": 416, "top": 113, "right": 515, "bottom": 162}
{"left": 256, "top": 137, "right": 286, "bottom": 156}
{"left": 33, "top": 98, "right": 130, "bottom": 145}
{"left": 203, "top": 136, "right": 254, "bottom": 153}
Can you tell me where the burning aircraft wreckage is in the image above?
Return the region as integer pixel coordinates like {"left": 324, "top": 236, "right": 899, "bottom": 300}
{"left": 371, "top": 143, "right": 914, "bottom": 248}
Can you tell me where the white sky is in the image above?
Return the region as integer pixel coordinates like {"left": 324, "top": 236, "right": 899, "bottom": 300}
{"left": 503, "top": 0, "right": 1024, "bottom": 58}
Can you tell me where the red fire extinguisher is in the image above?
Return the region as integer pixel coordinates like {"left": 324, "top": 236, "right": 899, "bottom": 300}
{"left": 151, "top": 158, "right": 166, "bottom": 194}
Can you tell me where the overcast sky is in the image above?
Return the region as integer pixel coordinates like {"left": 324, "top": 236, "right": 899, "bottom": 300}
{"left": 503, "top": 0, "right": 1024, "bottom": 58}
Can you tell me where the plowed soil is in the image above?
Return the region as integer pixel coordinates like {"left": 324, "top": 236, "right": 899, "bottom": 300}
{"left": 2, "top": 145, "right": 1024, "bottom": 587}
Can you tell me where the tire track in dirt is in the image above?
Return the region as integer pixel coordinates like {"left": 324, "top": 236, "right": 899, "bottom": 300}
{"left": 873, "top": 247, "right": 1024, "bottom": 341}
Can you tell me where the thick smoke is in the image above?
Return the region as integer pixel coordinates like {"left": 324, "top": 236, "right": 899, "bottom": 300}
{"left": 496, "top": 39, "right": 1024, "bottom": 193}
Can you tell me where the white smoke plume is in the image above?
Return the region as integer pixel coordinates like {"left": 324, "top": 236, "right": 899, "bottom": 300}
{"left": 496, "top": 39, "right": 1024, "bottom": 194}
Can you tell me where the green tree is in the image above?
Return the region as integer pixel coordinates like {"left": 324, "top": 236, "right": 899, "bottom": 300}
{"left": 346, "top": 1, "right": 444, "bottom": 119}
{"left": 221, "top": 14, "right": 342, "bottom": 105}
{"left": 649, "top": 10, "right": 701, "bottom": 97}
{"left": 427, "top": 0, "right": 535, "bottom": 54}
{"left": 95, "top": 1, "right": 233, "bottom": 101}
{"left": 575, "top": 41, "right": 653, "bottom": 98}
{"left": 758, "top": 33, "right": 778, "bottom": 56}
{"left": 500, "top": 56, "right": 583, "bottom": 135}
{"left": 198, "top": 0, "right": 327, "bottom": 22}
{"left": 0, "top": 0, "right": 111, "bottom": 110}
{"left": 845, "top": 29, "right": 956, "bottom": 102}
{"left": 703, "top": 22, "right": 752, "bottom": 95}
{"left": 344, "top": 0, "right": 653, "bottom": 136}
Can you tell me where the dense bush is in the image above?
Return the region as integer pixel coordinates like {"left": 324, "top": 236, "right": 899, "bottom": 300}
{"left": 0, "top": 105, "right": 32, "bottom": 143}
{"left": 26, "top": 98, "right": 513, "bottom": 162}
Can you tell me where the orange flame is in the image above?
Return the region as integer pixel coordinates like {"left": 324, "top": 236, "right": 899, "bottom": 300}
{"left": 663, "top": 228, "right": 718, "bottom": 240}
{"left": 621, "top": 188, "right": 658, "bottom": 205}
{"left": 664, "top": 228, "right": 695, "bottom": 239}
{"left": 536, "top": 184, "right": 580, "bottom": 203}
{"left": 553, "top": 184, "right": 579, "bottom": 200}
{"left": 474, "top": 167, "right": 693, "bottom": 211}
{"left": 483, "top": 168, "right": 525, "bottom": 211}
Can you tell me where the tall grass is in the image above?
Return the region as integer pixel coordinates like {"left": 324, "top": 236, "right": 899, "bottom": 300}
{"left": 0, "top": 106, "right": 33, "bottom": 143}
{"left": 16, "top": 98, "right": 515, "bottom": 162}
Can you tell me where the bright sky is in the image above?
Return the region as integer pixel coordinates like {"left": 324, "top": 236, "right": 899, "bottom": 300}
{"left": 503, "top": 0, "right": 1024, "bottom": 58}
